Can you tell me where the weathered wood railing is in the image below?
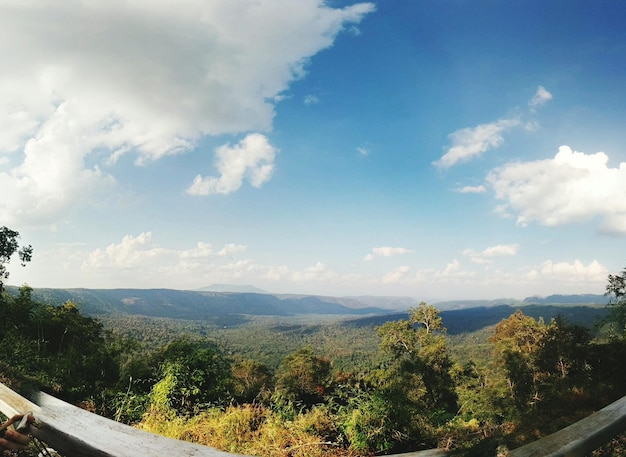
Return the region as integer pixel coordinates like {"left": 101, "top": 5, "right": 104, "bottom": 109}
{"left": 508, "top": 394, "right": 626, "bottom": 457}
{"left": 0, "top": 383, "right": 249, "bottom": 457}
{"left": 1, "top": 382, "right": 625, "bottom": 456}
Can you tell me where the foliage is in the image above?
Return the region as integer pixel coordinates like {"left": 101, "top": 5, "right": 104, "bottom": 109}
{"left": 3, "top": 252, "right": 626, "bottom": 456}
{"left": 231, "top": 358, "right": 273, "bottom": 404}
{"left": 147, "top": 337, "right": 232, "bottom": 415}
{"left": 275, "top": 346, "right": 331, "bottom": 407}
{"left": 377, "top": 302, "right": 457, "bottom": 414}
{"left": 336, "top": 388, "right": 396, "bottom": 453}
{"left": 0, "top": 226, "right": 32, "bottom": 292}
{"left": 0, "top": 285, "right": 121, "bottom": 403}
{"left": 489, "top": 309, "right": 547, "bottom": 410}
{"left": 605, "top": 266, "right": 626, "bottom": 337}
{"left": 372, "top": 302, "right": 458, "bottom": 452}
{"left": 141, "top": 403, "right": 362, "bottom": 457}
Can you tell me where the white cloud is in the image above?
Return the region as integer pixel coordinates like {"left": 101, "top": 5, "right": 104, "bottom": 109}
{"left": 483, "top": 244, "right": 519, "bottom": 256}
{"left": 83, "top": 232, "right": 249, "bottom": 275}
{"left": 434, "top": 118, "right": 520, "bottom": 168}
{"left": 218, "top": 243, "right": 248, "bottom": 257}
{"left": 0, "top": 102, "right": 116, "bottom": 226}
{"left": 382, "top": 265, "right": 410, "bottom": 283}
{"left": 180, "top": 242, "right": 216, "bottom": 259}
{"left": 291, "top": 261, "right": 338, "bottom": 282}
{"left": 442, "top": 259, "right": 461, "bottom": 275}
{"left": 458, "top": 185, "right": 487, "bottom": 194}
{"left": 83, "top": 232, "right": 165, "bottom": 270}
{"left": 187, "top": 133, "right": 278, "bottom": 195}
{"left": 529, "top": 85, "right": 553, "bottom": 108}
{"left": 78, "top": 232, "right": 353, "bottom": 290}
{"left": 21, "top": 230, "right": 608, "bottom": 298}
{"left": 487, "top": 145, "right": 626, "bottom": 234}
{"left": 464, "top": 244, "right": 519, "bottom": 264}
{"left": 304, "top": 95, "right": 319, "bottom": 105}
{"left": 526, "top": 259, "right": 607, "bottom": 284}
{"left": 357, "top": 147, "right": 369, "bottom": 156}
{"left": 380, "top": 259, "right": 476, "bottom": 286}
{"left": 364, "top": 246, "right": 412, "bottom": 261}
{"left": 0, "top": 0, "right": 375, "bottom": 225}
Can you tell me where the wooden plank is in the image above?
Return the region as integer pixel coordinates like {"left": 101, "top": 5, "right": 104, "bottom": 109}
{"left": 0, "top": 383, "right": 251, "bottom": 457}
{"left": 5, "top": 379, "right": 624, "bottom": 457}
{"left": 0, "top": 383, "right": 41, "bottom": 418}
{"left": 509, "top": 395, "right": 626, "bottom": 457}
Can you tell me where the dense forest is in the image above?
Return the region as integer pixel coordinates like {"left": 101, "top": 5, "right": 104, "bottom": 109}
{"left": 1, "top": 227, "right": 626, "bottom": 456}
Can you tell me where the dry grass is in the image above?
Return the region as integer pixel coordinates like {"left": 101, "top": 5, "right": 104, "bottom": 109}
{"left": 139, "top": 404, "right": 367, "bottom": 457}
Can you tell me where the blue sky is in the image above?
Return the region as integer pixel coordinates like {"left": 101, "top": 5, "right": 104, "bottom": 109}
{"left": 2, "top": 0, "right": 626, "bottom": 300}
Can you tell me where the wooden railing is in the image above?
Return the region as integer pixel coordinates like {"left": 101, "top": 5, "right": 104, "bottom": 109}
{"left": 509, "top": 394, "right": 626, "bottom": 457}
{"left": 1, "top": 382, "right": 625, "bottom": 456}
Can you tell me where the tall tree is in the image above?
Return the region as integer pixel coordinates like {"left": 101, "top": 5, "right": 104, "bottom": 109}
{"left": 376, "top": 302, "right": 457, "bottom": 439}
{"left": 605, "top": 266, "right": 626, "bottom": 337}
{"left": 0, "top": 227, "right": 32, "bottom": 292}
{"left": 148, "top": 338, "right": 231, "bottom": 414}
{"left": 275, "top": 346, "right": 331, "bottom": 406}
{"left": 490, "top": 310, "right": 547, "bottom": 410}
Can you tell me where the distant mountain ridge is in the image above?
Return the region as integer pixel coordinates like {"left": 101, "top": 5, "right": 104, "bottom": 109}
{"left": 522, "top": 294, "right": 607, "bottom": 305}
{"left": 5, "top": 287, "right": 608, "bottom": 322}
{"left": 196, "top": 284, "right": 268, "bottom": 294}
{"left": 14, "top": 287, "right": 388, "bottom": 319}
{"left": 344, "top": 304, "right": 610, "bottom": 335}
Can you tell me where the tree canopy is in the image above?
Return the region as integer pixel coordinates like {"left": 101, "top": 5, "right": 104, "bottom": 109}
{"left": 606, "top": 266, "right": 626, "bottom": 337}
{"left": 0, "top": 226, "right": 32, "bottom": 291}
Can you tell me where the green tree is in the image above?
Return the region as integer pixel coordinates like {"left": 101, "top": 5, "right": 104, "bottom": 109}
{"left": 373, "top": 303, "right": 457, "bottom": 451}
{"left": 490, "top": 309, "right": 546, "bottom": 410}
{"left": 32, "top": 300, "right": 119, "bottom": 401}
{"left": 605, "top": 266, "right": 626, "bottom": 337}
{"left": 377, "top": 302, "right": 457, "bottom": 414}
{"left": 0, "top": 227, "right": 32, "bottom": 292}
{"left": 231, "top": 359, "right": 273, "bottom": 404}
{"left": 275, "top": 346, "right": 331, "bottom": 407}
{"left": 536, "top": 316, "right": 591, "bottom": 381}
{"left": 148, "top": 338, "right": 231, "bottom": 415}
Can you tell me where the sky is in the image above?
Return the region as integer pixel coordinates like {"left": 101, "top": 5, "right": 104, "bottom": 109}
{"left": 2, "top": 0, "right": 626, "bottom": 300}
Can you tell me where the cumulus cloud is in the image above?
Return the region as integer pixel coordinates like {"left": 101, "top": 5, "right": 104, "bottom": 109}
{"left": 0, "top": 0, "right": 375, "bottom": 225}
{"left": 487, "top": 145, "right": 626, "bottom": 235}
{"left": 77, "top": 232, "right": 356, "bottom": 290}
{"left": 526, "top": 259, "right": 607, "bottom": 284}
{"left": 187, "top": 133, "right": 278, "bottom": 195}
{"left": 464, "top": 244, "right": 519, "bottom": 264}
{"left": 381, "top": 259, "right": 476, "bottom": 285}
{"left": 382, "top": 265, "right": 411, "bottom": 283}
{"left": 435, "top": 86, "right": 552, "bottom": 169}
{"left": 0, "top": 101, "right": 116, "bottom": 226}
{"left": 83, "top": 232, "right": 166, "bottom": 270}
{"left": 291, "top": 261, "right": 339, "bottom": 282}
{"left": 364, "top": 246, "right": 412, "bottom": 261}
{"left": 218, "top": 243, "right": 248, "bottom": 257}
{"left": 434, "top": 118, "right": 520, "bottom": 168}
{"left": 442, "top": 259, "right": 461, "bottom": 275}
{"left": 529, "top": 85, "right": 553, "bottom": 108}
{"left": 458, "top": 185, "right": 487, "bottom": 194}
{"left": 83, "top": 232, "right": 251, "bottom": 271}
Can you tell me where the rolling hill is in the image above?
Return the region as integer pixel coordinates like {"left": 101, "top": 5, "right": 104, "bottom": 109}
{"left": 15, "top": 287, "right": 388, "bottom": 319}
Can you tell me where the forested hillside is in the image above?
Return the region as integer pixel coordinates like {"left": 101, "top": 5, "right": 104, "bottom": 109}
{"left": 13, "top": 287, "right": 390, "bottom": 318}
{"left": 1, "top": 229, "right": 625, "bottom": 456}
{"left": 2, "top": 284, "right": 624, "bottom": 455}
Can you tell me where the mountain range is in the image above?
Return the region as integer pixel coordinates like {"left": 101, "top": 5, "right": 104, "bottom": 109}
{"left": 6, "top": 286, "right": 609, "bottom": 321}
